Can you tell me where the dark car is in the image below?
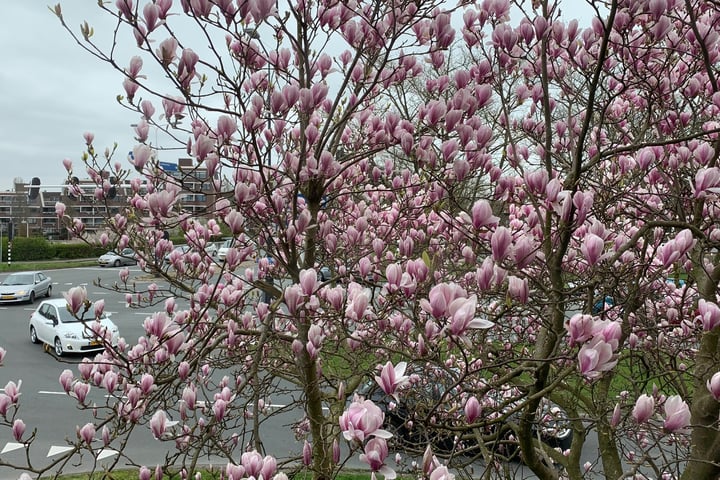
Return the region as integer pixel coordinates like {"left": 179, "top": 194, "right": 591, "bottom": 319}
{"left": 353, "top": 363, "right": 572, "bottom": 458}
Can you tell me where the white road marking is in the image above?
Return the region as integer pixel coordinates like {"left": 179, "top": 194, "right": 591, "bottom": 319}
{"left": 1, "top": 442, "right": 24, "bottom": 454}
{"left": 47, "top": 446, "right": 74, "bottom": 457}
{"left": 96, "top": 448, "right": 119, "bottom": 460}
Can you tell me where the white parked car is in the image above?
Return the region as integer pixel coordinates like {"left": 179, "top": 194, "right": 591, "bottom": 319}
{"left": 217, "top": 238, "right": 233, "bottom": 261}
{"left": 29, "top": 298, "right": 119, "bottom": 356}
{"left": 205, "top": 242, "right": 219, "bottom": 257}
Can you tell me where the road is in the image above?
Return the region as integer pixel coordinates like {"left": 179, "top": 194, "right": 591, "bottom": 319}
{"left": 0, "top": 266, "right": 310, "bottom": 479}
{"left": 0, "top": 266, "right": 604, "bottom": 480}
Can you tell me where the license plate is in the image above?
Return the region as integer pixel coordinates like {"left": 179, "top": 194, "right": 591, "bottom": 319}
{"left": 90, "top": 340, "right": 102, "bottom": 346}
{"left": 1, "top": 295, "right": 14, "bottom": 300}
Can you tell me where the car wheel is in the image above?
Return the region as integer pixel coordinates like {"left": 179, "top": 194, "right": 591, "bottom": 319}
{"left": 46, "top": 285, "right": 52, "bottom": 297}
{"left": 54, "top": 337, "right": 64, "bottom": 357}
{"left": 29, "top": 291, "right": 35, "bottom": 304}
{"left": 114, "top": 259, "right": 121, "bottom": 267}
{"left": 30, "top": 326, "right": 39, "bottom": 344}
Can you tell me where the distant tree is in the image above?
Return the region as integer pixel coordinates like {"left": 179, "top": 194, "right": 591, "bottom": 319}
{"left": 3, "top": 1, "right": 720, "bottom": 479}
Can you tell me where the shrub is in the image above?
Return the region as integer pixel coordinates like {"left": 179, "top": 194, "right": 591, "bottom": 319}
{"left": 54, "top": 242, "right": 105, "bottom": 260}
{"left": 7, "top": 237, "right": 55, "bottom": 261}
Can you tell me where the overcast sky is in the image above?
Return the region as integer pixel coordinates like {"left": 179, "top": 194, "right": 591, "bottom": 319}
{"left": 0, "top": 3, "right": 142, "bottom": 192}
{"left": 0, "top": 2, "right": 594, "bottom": 193}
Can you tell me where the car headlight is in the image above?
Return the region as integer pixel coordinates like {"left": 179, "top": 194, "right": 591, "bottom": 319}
{"left": 16, "top": 290, "right": 27, "bottom": 295}
{"left": 63, "top": 332, "right": 79, "bottom": 339}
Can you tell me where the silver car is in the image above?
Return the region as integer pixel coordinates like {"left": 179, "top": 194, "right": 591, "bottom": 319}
{"left": 98, "top": 248, "right": 137, "bottom": 267}
{"left": 0, "top": 271, "right": 52, "bottom": 304}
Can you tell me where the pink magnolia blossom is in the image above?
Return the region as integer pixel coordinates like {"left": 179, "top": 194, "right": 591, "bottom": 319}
{"left": 375, "top": 361, "right": 409, "bottom": 399}
{"left": 13, "top": 419, "right": 25, "bottom": 441}
{"left": 663, "top": 395, "right": 691, "bottom": 432}
{"left": 299, "top": 269, "right": 318, "bottom": 295}
{"left": 581, "top": 233, "right": 605, "bottom": 266}
{"left": 610, "top": 403, "right": 621, "bottom": 428}
{"left": 250, "top": 0, "right": 276, "bottom": 23}
{"left": 182, "top": 386, "right": 197, "bottom": 411}
{"left": 491, "top": 226, "right": 512, "bottom": 262}
{"left": 707, "top": 372, "right": 720, "bottom": 400}
{"left": 55, "top": 202, "right": 66, "bottom": 218}
{"left": 151, "top": 410, "right": 169, "bottom": 439}
{"left": 284, "top": 285, "right": 304, "bottom": 315}
{"left": 93, "top": 299, "right": 105, "bottom": 319}
{"left": 359, "top": 438, "right": 396, "bottom": 479}
{"left": 632, "top": 394, "right": 655, "bottom": 424}
{"left": 59, "top": 370, "right": 74, "bottom": 393}
{"left": 78, "top": 423, "right": 96, "bottom": 446}
{"left": 140, "top": 100, "right": 155, "bottom": 120}
{"left": 660, "top": 229, "right": 694, "bottom": 267}
{"left": 178, "top": 362, "right": 190, "bottom": 381}
{"left": 0, "top": 395, "right": 11, "bottom": 417}
{"left": 302, "top": 440, "right": 312, "bottom": 466}
{"left": 339, "top": 399, "right": 391, "bottom": 442}
{"left": 241, "top": 451, "right": 263, "bottom": 478}
{"left": 214, "top": 399, "right": 228, "bottom": 421}
{"left": 693, "top": 166, "right": 720, "bottom": 197}
{"left": 465, "top": 396, "right": 480, "bottom": 423}
{"left": 130, "top": 145, "right": 153, "bottom": 171}
{"left": 332, "top": 438, "right": 341, "bottom": 463}
{"left": 140, "top": 373, "right": 155, "bottom": 394}
{"left": 225, "top": 464, "right": 245, "bottom": 480}
{"left": 72, "top": 382, "right": 90, "bottom": 404}
{"left": 697, "top": 299, "right": 720, "bottom": 331}
{"left": 578, "top": 338, "right": 617, "bottom": 379}
{"left": 429, "top": 465, "right": 455, "bottom": 480}
{"left": 566, "top": 314, "right": 595, "bottom": 345}
{"left": 420, "top": 283, "right": 466, "bottom": 318}
{"left": 447, "top": 295, "right": 494, "bottom": 336}
{"left": 3, "top": 380, "right": 21, "bottom": 403}
{"left": 385, "top": 263, "right": 402, "bottom": 288}
{"left": 507, "top": 276, "right": 528, "bottom": 304}
{"left": 103, "top": 371, "right": 118, "bottom": 393}
{"left": 63, "top": 286, "right": 88, "bottom": 315}
{"left": 224, "top": 210, "right": 245, "bottom": 235}
{"left": 260, "top": 455, "right": 277, "bottom": 480}
{"left": 147, "top": 190, "right": 177, "bottom": 218}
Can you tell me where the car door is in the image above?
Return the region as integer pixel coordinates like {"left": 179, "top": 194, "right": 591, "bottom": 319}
{"left": 35, "top": 273, "right": 49, "bottom": 296}
{"left": 121, "top": 248, "right": 135, "bottom": 265}
{"left": 35, "top": 304, "right": 57, "bottom": 344}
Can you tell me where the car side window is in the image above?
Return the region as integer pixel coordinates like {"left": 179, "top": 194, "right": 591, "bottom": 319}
{"left": 41, "top": 304, "right": 56, "bottom": 322}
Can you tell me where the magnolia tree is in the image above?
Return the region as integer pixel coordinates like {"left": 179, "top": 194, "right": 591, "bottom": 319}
{"left": 2, "top": 0, "right": 720, "bottom": 478}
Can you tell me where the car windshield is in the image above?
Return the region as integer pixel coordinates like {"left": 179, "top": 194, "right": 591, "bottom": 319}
{"left": 2, "top": 273, "right": 34, "bottom": 285}
{"left": 56, "top": 306, "right": 108, "bottom": 324}
{"left": 104, "top": 251, "right": 119, "bottom": 256}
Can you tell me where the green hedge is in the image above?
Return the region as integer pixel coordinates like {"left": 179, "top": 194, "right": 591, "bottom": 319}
{"left": 0, "top": 236, "right": 104, "bottom": 262}
{"left": 55, "top": 242, "right": 106, "bottom": 259}
{"left": 5, "top": 237, "right": 52, "bottom": 261}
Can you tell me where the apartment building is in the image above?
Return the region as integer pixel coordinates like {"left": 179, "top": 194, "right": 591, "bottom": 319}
{"left": 0, "top": 158, "right": 216, "bottom": 239}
